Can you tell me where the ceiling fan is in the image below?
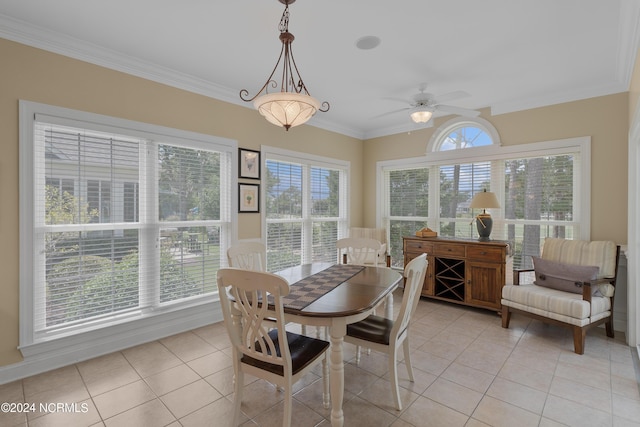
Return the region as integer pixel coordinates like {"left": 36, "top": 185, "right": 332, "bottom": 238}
{"left": 377, "top": 85, "right": 481, "bottom": 123}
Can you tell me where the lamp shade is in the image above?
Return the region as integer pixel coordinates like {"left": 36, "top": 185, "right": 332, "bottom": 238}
{"left": 410, "top": 109, "right": 433, "bottom": 123}
{"left": 469, "top": 190, "right": 500, "bottom": 209}
{"left": 254, "top": 92, "right": 321, "bottom": 130}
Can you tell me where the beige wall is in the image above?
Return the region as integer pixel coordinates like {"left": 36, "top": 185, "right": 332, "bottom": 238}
{"left": 363, "top": 94, "right": 629, "bottom": 244}
{"left": 0, "top": 37, "right": 631, "bottom": 368}
{"left": 0, "top": 39, "right": 362, "bottom": 366}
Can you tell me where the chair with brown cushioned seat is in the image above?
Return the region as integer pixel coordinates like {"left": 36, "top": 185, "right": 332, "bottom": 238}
{"left": 344, "top": 253, "right": 428, "bottom": 411}
{"left": 217, "top": 268, "right": 330, "bottom": 427}
{"left": 228, "top": 241, "right": 308, "bottom": 336}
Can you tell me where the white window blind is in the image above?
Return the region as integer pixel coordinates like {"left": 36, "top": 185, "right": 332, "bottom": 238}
{"left": 438, "top": 161, "right": 492, "bottom": 238}
{"left": 157, "top": 144, "right": 227, "bottom": 302}
{"left": 23, "top": 105, "right": 234, "bottom": 349}
{"left": 382, "top": 166, "right": 430, "bottom": 267}
{"left": 37, "top": 123, "right": 144, "bottom": 330}
{"left": 503, "top": 154, "right": 578, "bottom": 268}
{"left": 264, "top": 149, "right": 348, "bottom": 272}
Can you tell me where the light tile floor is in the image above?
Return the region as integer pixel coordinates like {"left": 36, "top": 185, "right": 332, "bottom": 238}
{"left": 1, "top": 291, "right": 639, "bottom": 427}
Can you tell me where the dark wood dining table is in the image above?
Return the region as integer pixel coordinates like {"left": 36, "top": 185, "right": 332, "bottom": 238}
{"left": 275, "top": 262, "right": 403, "bottom": 427}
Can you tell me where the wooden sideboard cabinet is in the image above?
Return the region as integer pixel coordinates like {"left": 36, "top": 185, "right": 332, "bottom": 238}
{"left": 403, "top": 236, "right": 510, "bottom": 312}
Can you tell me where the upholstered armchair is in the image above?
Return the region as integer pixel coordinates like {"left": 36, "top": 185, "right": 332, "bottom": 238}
{"left": 501, "top": 238, "right": 620, "bottom": 354}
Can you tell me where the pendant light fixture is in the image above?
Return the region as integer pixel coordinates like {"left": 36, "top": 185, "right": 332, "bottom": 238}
{"left": 240, "top": 0, "right": 329, "bottom": 130}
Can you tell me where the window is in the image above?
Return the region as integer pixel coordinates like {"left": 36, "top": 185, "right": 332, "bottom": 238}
{"left": 429, "top": 117, "right": 499, "bottom": 152}
{"left": 379, "top": 117, "right": 589, "bottom": 270}
{"left": 263, "top": 147, "right": 349, "bottom": 272}
{"left": 20, "top": 101, "right": 235, "bottom": 356}
{"left": 382, "top": 164, "right": 431, "bottom": 267}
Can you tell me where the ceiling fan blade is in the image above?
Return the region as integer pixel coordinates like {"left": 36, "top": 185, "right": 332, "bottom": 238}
{"left": 371, "top": 107, "right": 411, "bottom": 119}
{"left": 432, "top": 90, "right": 470, "bottom": 104}
{"left": 382, "top": 96, "right": 412, "bottom": 105}
{"left": 435, "top": 104, "right": 481, "bottom": 117}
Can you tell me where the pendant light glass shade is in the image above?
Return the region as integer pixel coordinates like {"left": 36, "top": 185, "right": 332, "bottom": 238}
{"left": 254, "top": 92, "right": 321, "bottom": 130}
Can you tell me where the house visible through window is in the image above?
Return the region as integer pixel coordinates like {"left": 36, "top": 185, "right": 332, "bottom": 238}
{"left": 20, "top": 101, "right": 235, "bottom": 355}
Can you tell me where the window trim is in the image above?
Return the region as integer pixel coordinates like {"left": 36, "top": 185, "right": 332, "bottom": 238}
{"left": 19, "top": 100, "right": 237, "bottom": 366}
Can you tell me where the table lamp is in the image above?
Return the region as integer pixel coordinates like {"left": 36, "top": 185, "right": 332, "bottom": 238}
{"left": 469, "top": 189, "right": 500, "bottom": 241}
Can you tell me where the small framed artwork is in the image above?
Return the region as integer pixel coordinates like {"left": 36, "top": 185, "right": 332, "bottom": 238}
{"left": 239, "top": 148, "right": 260, "bottom": 179}
{"left": 238, "top": 183, "right": 260, "bottom": 213}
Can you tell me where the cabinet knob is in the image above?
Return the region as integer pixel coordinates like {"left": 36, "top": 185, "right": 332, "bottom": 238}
{"left": 480, "top": 251, "right": 487, "bottom": 255}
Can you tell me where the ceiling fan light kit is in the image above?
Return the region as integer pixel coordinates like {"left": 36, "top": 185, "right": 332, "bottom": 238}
{"left": 377, "top": 85, "right": 480, "bottom": 123}
{"left": 239, "top": 0, "right": 329, "bottom": 130}
{"left": 410, "top": 107, "right": 433, "bottom": 123}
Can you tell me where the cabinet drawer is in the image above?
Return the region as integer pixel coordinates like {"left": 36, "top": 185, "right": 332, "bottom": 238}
{"left": 433, "top": 243, "right": 465, "bottom": 258}
{"left": 404, "top": 240, "right": 434, "bottom": 253}
{"left": 466, "top": 246, "right": 504, "bottom": 262}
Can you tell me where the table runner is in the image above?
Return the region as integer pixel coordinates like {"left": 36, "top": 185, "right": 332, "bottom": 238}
{"left": 282, "top": 264, "right": 365, "bottom": 310}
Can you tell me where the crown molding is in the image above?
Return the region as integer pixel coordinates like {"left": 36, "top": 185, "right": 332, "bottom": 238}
{"left": 2, "top": 2, "right": 639, "bottom": 140}
{"left": 490, "top": 82, "right": 629, "bottom": 116}
{"left": 0, "top": 13, "right": 368, "bottom": 139}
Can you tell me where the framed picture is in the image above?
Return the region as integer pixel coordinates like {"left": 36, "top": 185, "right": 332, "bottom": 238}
{"left": 238, "top": 183, "right": 260, "bottom": 213}
{"left": 239, "top": 148, "right": 260, "bottom": 179}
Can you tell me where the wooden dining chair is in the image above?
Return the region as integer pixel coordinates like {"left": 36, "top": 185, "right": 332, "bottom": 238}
{"left": 227, "top": 241, "right": 309, "bottom": 335}
{"left": 336, "top": 237, "right": 384, "bottom": 267}
{"left": 227, "top": 241, "right": 266, "bottom": 271}
{"left": 337, "top": 236, "right": 389, "bottom": 356}
{"left": 217, "top": 268, "right": 330, "bottom": 427}
{"left": 344, "top": 253, "right": 428, "bottom": 411}
{"left": 348, "top": 227, "right": 392, "bottom": 267}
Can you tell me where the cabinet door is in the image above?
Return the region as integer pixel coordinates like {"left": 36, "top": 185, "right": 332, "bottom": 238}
{"left": 465, "top": 261, "right": 503, "bottom": 309}
{"left": 422, "top": 255, "right": 435, "bottom": 296}
{"left": 404, "top": 252, "right": 434, "bottom": 296}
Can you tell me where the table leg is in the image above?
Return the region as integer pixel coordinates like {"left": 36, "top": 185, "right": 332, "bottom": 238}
{"left": 329, "top": 321, "right": 346, "bottom": 427}
{"left": 385, "top": 292, "right": 393, "bottom": 319}
{"left": 322, "top": 353, "right": 330, "bottom": 409}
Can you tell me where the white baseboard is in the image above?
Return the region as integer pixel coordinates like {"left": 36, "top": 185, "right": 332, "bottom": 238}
{"left": 0, "top": 303, "right": 224, "bottom": 385}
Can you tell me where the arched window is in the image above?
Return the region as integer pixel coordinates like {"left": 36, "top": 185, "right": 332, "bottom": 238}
{"left": 428, "top": 117, "right": 500, "bottom": 152}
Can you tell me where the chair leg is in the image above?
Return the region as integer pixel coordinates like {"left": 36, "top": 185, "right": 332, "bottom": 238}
{"left": 501, "top": 305, "right": 511, "bottom": 328}
{"left": 402, "top": 338, "right": 414, "bottom": 382}
{"left": 283, "top": 385, "right": 293, "bottom": 427}
{"left": 572, "top": 327, "right": 586, "bottom": 355}
{"left": 605, "top": 319, "right": 615, "bottom": 338}
{"left": 232, "top": 370, "right": 244, "bottom": 426}
{"left": 389, "top": 347, "right": 402, "bottom": 411}
{"left": 355, "top": 345, "right": 361, "bottom": 364}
